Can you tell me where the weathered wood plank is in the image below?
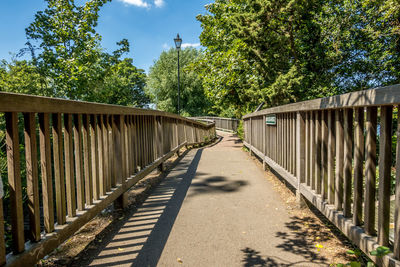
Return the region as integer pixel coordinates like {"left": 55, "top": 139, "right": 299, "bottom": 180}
{"left": 395, "top": 105, "right": 400, "bottom": 260}
{"left": 315, "top": 111, "right": 321, "bottom": 194}
{"left": 52, "top": 113, "right": 66, "bottom": 224}
{"left": 6, "top": 112, "right": 25, "bottom": 252}
{"left": 39, "top": 113, "right": 54, "bottom": 233}
{"left": 90, "top": 115, "right": 99, "bottom": 200}
{"left": 353, "top": 108, "right": 364, "bottom": 226}
{"left": 364, "top": 107, "right": 377, "bottom": 235}
{"left": 64, "top": 114, "right": 76, "bottom": 217}
{"left": 82, "top": 114, "right": 93, "bottom": 206}
{"left": 377, "top": 106, "right": 392, "bottom": 246}
{"left": 102, "top": 115, "right": 110, "bottom": 192}
{"left": 327, "top": 110, "right": 335, "bottom": 204}
{"left": 343, "top": 109, "right": 353, "bottom": 218}
{"left": 335, "top": 110, "right": 344, "bottom": 211}
{"left": 321, "top": 110, "right": 328, "bottom": 200}
{"left": 23, "top": 113, "right": 41, "bottom": 242}
{"left": 0, "top": 199, "right": 5, "bottom": 265}
{"left": 73, "top": 114, "right": 85, "bottom": 211}
{"left": 305, "top": 112, "right": 310, "bottom": 186}
{"left": 0, "top": 92, "right": 215, "bottom": 127}
{"left": 243, "top": 84, "right": 400, "bottom": 118}
{"left": 97, "top": 115, "right": 105, "bottom": 196}
{"left": 310, "top": 112, "right": 315, "bottom": 190}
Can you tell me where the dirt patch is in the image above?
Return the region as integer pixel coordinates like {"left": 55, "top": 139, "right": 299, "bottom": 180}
{"left": 248, "top": 152, "right": 370, "bottom": 266}
{"left": 36, "top": 147, "right": 188, "bottom": 267}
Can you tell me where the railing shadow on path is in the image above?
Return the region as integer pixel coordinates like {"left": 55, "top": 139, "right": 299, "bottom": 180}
{"left": 71, "top": 148, "right": 204, "bottom": 267}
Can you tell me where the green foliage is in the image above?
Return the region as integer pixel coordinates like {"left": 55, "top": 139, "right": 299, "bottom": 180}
{"left": 146, "top": 48, "right": 211, "bottom": 116}
{"left": 196, "top": 0, "right": 400, "bottom": 117}
{"left": 336, "top": 246, "right": 391, "bottom": 267}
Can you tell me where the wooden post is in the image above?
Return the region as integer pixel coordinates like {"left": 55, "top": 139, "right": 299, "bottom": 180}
{"left": 364, "top": 107, "right": 377, "bottom": 235}
{"left": 24, "top": 113, "right": 40, "bottom": 242}
{"left": 52, "top": 113, "right": 66, "bottom": 224}
{"left": 394, "top": 105, "right": 400, "bottom": 260}
{"left": 6, "top": 112, "right": 25, "bottom": 252}
{"left": 327, "top": 110, "right": 335, "bottom": 204}
{"left": 73, "top": 114, "right": 85, "bottom": 211}
{"left": 296, "top": 111, "right": 305, "bottom": 207}
{"left": 315, "top": 111, "right": 321, "bottom": 194}
{"left": 335, "top": 110, "right": 344, "bottom": 211}
{"left": 343, "top": 109, "right": 353, "bottom": 218}
{"left": 263, "top": 115, "right": 267, "bottom": 170}
{"left": 310, "top": 112, "right": 315, "bottom": 190}
{"left": 353, "top": 107, "right": 364, "bottom": 226}
{"left": 321, "top": 110, "right": 328, "bottom": 200}
{"left": 64, "top": 114, "right": 76, "bottom": 217}
{"left": 249, "top": 117, "right": 252, "bottom": 155}
{"left": 377, "top": 106, "right": 392, "bottom": 246}
{"left": 82, "top": 114, "right": 93, "bottom": 206}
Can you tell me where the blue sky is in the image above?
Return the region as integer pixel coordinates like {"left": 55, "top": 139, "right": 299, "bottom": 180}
{"left": 0, "top": 0, "right": 211, "bottom": 72}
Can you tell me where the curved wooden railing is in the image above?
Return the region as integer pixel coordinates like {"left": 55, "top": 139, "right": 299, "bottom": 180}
{"left": 243, "top": 85, "right": 400, "bottom": 266}
{"left": 188, "top": 116, "right": 239, "bottom": 132}
{"left": 0, "top": 92, "right": 216, "bottom": 266}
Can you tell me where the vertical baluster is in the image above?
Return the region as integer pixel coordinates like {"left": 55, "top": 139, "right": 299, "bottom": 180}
{"left": 321, "top": 111, "right": 328, "bottom": 200}
{"left": 364, "top": 107, "right": 377, "bottom": 235}
{"left": 39, "top": 113, "right": 54, "bottom": 233}
{"left": 108, "top": 115, "right": 115, "bottom": 188}
{"left": 310, "top": 112, "right": 315, "bottom": 189}
{"left": 73, "top": 114, "right": 85, "bottom": 211}
{"left": 335, "top": 110, "right": 344, "bottom": 211}
{"left": 97, "top": 115, "right": 105, "bottom": 196}
{"left": 113, "top": 115, "right": 122, "bottom": 184}
{"left": 102, "top": 115, "right": 110, "bottom": 192}
{"left": 6, "top": 112, "right": 25, "bottom": 252}
{"left": 315, "top": 111, "right": 321, "bottom": 194}
{"left": 327, "top": 110, "right": 335, "bottom": 204}
{"left": 378, "top": 106, "right": 392, "bottom": 246}
{"left": 394, "top": 105, "right": 400, "bottom": 260}
{"left": 127, "top": 116, "right": 132, "bottom": 177}
{"left": 305, "top": 112, "right": 309, "bottom": 185}
{"left": 90, "top": 115, "right": 99, "bottom": 200}
{"left": 82, "top": 114, "right": 93, "bottom": 206}
{"left": 0, "top": 198, "right": 5, "bottom": 265}
{"left": 64, "top": 114, "right": 76, "bottom": 217}
{"left": 52, "top": 113, "right": 66, "bottom": 224}
{"left": 24, "top": 113, "right": 40, "bottom": 242}
{"left": 343, "top": 109, "right": 353, "bottom": 217}
{"left": 353, "top": 107, "right": 364, "bottom": 225}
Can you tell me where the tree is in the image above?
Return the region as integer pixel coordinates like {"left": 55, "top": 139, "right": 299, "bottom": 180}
{"left": 197, "top": 0, "right": 341, "bottom": 117}
{"left": 146, "top": 48, "right": 211, "bottom": 116}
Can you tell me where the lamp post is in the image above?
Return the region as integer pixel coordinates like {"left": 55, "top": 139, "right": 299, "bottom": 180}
{"left": 174, "top": 33, "right": 182, "bottom": 115}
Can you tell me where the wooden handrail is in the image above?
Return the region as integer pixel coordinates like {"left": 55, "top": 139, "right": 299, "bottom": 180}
{"left": 0, "top": 92, "right": 216, "bottom": 266}
{"left": 243, "top": 84, "right": 400, "bottom": 118}
{"left": 189, "top": 116, "right": 239, "bottom": 132}
{"left": 243, "top": 85, "right": 400, "bottom": 266}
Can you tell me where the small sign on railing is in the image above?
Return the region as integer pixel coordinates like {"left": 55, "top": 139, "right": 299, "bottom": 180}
{"left": 266, "top": 114, "right": 276, "bottom": 125}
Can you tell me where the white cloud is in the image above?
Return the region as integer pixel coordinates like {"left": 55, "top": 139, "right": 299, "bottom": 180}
{"left": 119, "top": 0, "right": 149, "bottom": 8}
{"left": 181, "top": 43, "right": 201, "bottom": 48}
{"left": 162, "top": 43, "right": 171, "bottom": 50}
{"left": 154, "top": 0, "right": 165, "bottom": 7}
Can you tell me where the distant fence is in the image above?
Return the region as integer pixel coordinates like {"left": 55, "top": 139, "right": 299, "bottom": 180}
{"left": 189, "top": 116, "right": 239, "bottom": 132}
{"left": 243, "top": 85, "right": 400, "bottom": 266}
{"left": 0, "top": 92, "right": 216, "bottom": 266}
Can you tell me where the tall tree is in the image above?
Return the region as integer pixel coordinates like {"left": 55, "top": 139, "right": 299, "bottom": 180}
{"left": 146, "top": 48, "right": 211, "bottom": 116}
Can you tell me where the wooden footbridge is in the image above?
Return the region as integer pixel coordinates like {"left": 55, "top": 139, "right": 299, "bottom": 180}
{"left": 0, "top": 85, "right": 400, "bottom": 266}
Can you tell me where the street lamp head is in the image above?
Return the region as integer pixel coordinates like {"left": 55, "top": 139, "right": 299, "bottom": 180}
{"left": 174, "top": 33, "right": 182, "bottom": 50}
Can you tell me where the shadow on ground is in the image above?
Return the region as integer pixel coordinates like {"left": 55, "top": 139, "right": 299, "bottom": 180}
{"left": 69, "top": 144, "right": 248, "bottom": 267}
{"left": 241, "top": 215, "right": 331, "bottom": 266}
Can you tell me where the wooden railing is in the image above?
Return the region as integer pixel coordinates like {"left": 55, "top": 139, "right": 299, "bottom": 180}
{"left": 189, "top": 116, "right": 239, "bottom": 132}
{"left": 0, "top": 92, "right": 216, "bottom": 266}
{"left": 243, "top": 85, "right": 400, "bottom": 267}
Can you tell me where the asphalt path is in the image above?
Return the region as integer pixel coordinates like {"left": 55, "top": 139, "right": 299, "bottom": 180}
{"left": 87, "top": 131, "right": 327, "bottom": 267}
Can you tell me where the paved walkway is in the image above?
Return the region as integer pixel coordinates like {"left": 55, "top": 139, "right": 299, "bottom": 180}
{"left": 86, "top": 131, "right": 327, "bottom": 267}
